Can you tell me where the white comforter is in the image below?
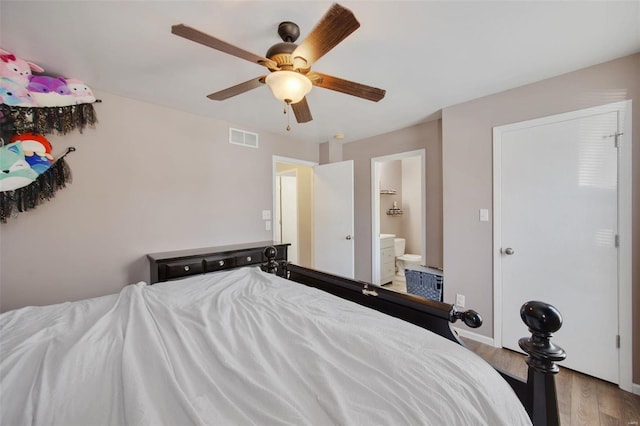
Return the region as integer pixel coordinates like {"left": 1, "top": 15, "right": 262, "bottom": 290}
{"left": 1, "top": 267, "right": 531, "bottom": 426}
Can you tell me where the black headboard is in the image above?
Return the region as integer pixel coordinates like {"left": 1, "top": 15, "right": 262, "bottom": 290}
{"left": 146, "top": 241, "right": 290, "bottom": 283}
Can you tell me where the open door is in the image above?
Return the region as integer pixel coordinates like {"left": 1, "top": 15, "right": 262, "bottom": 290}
{"left": 313, "top": 160, "right": 355, "bottom": 278}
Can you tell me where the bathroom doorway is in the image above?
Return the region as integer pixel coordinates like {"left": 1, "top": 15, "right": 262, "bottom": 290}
{"left": 371, "top": 149, "right": 426, "bottom": 288}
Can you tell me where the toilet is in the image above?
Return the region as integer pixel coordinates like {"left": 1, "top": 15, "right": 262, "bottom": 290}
{"left": 393, "top": 238, "right": 422, "bottom": 277}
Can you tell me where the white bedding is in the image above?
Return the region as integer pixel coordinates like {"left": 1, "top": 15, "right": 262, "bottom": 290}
{"left": 1, "top": 267, "right": 531, "bottom": 425}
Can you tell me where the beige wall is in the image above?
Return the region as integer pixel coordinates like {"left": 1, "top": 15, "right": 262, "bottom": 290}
{"left": 442, "top": 53, "right": 639, "bottom": 383}
{"left": 342, "top": 119, "right": 443, "bottom": 281}
{"left": 0, "top": 90, "right": 317, "bottom": 312}
{"left": 319, "top": 140, "right": 343, "bottom": 164}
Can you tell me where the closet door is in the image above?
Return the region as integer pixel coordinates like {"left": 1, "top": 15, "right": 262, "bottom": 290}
{"left": 495, "top": 107, "right": 621, "bottom": 384}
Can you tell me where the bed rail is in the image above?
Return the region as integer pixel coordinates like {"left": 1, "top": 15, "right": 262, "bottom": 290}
{"left": 286, "top": 263, "right": 482, "bottom": 344}
{"left": 273, "top": 257, "right": 565, "bottom": 426}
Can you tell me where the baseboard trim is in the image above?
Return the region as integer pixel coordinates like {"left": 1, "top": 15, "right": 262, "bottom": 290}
{"left": 633, "top": 383, "right": 640, "bottom": 396}
{"left": 454, "top": 327, "right": 495, "bottom": 347}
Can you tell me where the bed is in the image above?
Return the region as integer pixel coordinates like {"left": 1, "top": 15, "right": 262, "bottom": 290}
{"left": 0, "top": 242, "right": 565, "bottom": 425}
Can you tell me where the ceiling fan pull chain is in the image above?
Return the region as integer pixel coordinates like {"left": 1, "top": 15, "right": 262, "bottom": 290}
{"left": 284, "top": 101, "right": 291, "bottom": 131}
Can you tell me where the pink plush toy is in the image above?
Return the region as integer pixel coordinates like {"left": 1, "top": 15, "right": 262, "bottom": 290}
{"left": 0, "top": 49, "right": 44, "bottom": 87}
{"left": 65, "top": 78, "right": 96, "bottom": 104}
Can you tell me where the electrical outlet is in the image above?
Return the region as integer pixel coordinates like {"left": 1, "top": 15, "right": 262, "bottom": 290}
{"left": 456, "top": 294, "right": 466, "bottom": 308}
{"left": 262, "top": 210, "right": 271, "bottom": 220}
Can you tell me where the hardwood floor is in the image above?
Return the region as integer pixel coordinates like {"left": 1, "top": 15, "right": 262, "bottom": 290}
{"left": 462, "top": 338, "right": 640, "bottom": 425}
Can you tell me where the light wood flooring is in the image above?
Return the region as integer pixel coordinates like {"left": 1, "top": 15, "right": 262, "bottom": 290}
{"left": 461, "top": 338, "right": 640, "bottom": 426}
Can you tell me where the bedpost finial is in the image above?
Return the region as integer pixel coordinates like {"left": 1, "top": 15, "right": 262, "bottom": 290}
{"left": 451, "top": 308, "right": 482, "bottom": 328}
{"left": 262, "top": 246, "right": 279, "bottom": 275}
{"left": 263, "top": 246, "right": 278, "bottom": 260}
{"left": 518, "top": 301, "right": 566, "bottom": 373}
{"left": 520, "top": 300, "right": 562, "bottom": 335}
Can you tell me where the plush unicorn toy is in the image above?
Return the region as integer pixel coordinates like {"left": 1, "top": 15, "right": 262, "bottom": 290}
{"left": 0, "top": 48, "right": 44, "bottom": 87}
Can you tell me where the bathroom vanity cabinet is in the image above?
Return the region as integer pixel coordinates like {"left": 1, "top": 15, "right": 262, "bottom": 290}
{"left": 380, "top": 235, "right": 396, "bottom": 284}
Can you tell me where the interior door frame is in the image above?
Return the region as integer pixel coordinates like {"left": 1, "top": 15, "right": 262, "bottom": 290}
{"left": 492, "top": 100, "right": 632, "bottom": 392}
{"left": 371, "top": 149, "right": 426, "bottom": 285}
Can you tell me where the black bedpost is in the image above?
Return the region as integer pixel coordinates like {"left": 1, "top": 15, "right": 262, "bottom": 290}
{"left": 518, "top": 301, "right": 566, "bottom": 426}
{"left": 262, "top": 246, "right": 279, "bottom": 275}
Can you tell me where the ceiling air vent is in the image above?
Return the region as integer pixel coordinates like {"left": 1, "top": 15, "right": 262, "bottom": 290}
{"left": 229, "top": 128, "right": 259, "bottom": 149}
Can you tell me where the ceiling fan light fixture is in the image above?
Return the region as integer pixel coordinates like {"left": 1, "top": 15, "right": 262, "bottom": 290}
{"left": 265, "top": 71, "right": 312, "bottom": 104}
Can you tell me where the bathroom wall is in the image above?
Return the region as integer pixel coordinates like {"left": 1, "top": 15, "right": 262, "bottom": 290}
{"left": 401, "top": 156, "right": 422, "bottom": 256}
{"left": 378, "top": 160, "right": 403, "bottom": 238}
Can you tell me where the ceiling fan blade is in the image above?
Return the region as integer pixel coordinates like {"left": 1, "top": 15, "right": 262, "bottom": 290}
{"left": 309, "top": 72, "right": 385, "bottom": 102}
{"left": 172, "top": 24, "right": 276, "bottom": 69}
{"left": 292, "top": 4, "right": 360, "bottom": 70}
{"left": 291, "top": 97, "right": 313, "bottom": 123}
{"left": 206, "top": 77, "right": 266, "bottom": 100}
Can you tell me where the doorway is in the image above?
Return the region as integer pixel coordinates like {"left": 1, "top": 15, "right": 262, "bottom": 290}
{"left": 493, "top": 100, "right": 632, "bottom": 391}
{"left": 272, "top": 156, "right": 355, "bottom": 276}
{"left": 275, "top": 170, "right": 299, "bottom": 264}
{"left": 273, "top": 156, "right": 315, "bottom": 268}
{"left": 371, "top": 149, "right": 426, "bottom": 286}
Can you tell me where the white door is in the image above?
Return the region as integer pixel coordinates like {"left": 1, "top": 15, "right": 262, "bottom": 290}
{"left": 279, "top": 174, "right": 298, "bottom": 264}
{"left": 497, "top": 110, "right": 619, "bottom": 383}
{"left": 313, "top": 160, "right": 355, "bottom": 278}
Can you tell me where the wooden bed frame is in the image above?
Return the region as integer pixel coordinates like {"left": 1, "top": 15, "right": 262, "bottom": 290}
{"left": 148, "top": 242, "right": 566, "bottom": 426}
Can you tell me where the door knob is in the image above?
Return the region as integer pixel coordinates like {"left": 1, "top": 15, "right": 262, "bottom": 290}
{"left": 346, "top": 235, "right": 352, "bottom": 240}
{"left": 504, "top": 247, "right": 515, "bottom": 255}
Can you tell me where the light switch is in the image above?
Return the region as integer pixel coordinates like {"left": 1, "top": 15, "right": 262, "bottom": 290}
{"left": 479, "top": 209, "right": 489, "bottom": 222}
{"left": 265, "top": 220, "right": 271, "bottom": 231}
{"left": 262, "top": 210, "right": 271, "bottom": 220}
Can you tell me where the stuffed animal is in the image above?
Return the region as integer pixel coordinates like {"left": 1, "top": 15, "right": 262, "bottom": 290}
{"left": 65, "top": 78, "right": 96, "bottom": 104}
{"left": 0, "top": 49, "right": 44, "bottom": 87}
{"left": 0, "top": 77, "right": 39, "bottom": 107}
{"left": 0, "top": 142, "right": 39, "bottom": 191}
{"left": 28, "top": 75, "right": 75, "bottom": 107}
{"left": 10, "top": 132, "right": 54, "bottom": 175}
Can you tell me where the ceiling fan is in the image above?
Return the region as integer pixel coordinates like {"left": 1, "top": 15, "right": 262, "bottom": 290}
{"left": 171, "top": 3, "right": 386, "bottom": 127}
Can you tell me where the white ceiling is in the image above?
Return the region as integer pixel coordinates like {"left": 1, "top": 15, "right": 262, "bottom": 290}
{"left": 2, "top": 1, "right": 639, "bottom": 144}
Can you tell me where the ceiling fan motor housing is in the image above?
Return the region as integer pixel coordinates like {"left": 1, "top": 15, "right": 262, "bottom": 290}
{"left": 265, "top": 42, "right": 297, "bottom": 70}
